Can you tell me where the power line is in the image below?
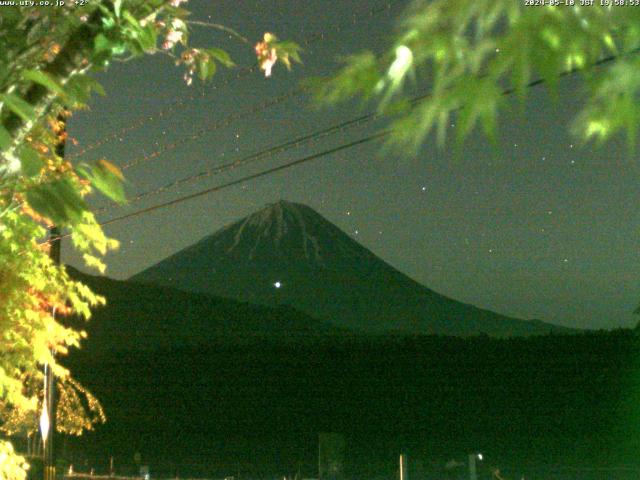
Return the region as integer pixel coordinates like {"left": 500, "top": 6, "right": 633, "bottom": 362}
{"left": 120, "top": 85, "right": 307, "bottom": 170}
{"left": 41, "top": 131, "right": 388, "bottom": 245}
{"left": 96, "top": 46, "right": 638, "bottom": 211}
{"left": 68, "top": 1, "right": 397, "bottom": 163}
{"left": 66, "top": 67, "right": 255, "bottom": 161}
{"left": 94, "top": 107, "right": 381, "bottom": 213}
{"left": 42, "top": 45, "right": 640, "bottom": 247}
{"left": 99, "top": 131, "right": 389, "bottom": 227}
{"left": 114, "top": 4, "right": 398, "bottom": 172}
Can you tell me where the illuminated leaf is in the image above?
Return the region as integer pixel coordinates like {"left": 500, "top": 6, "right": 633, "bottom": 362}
{"left": 198, "top": 57, "right": 216, "bottom": 81}
{"left": 1, "top": 93, "right": 35, "bottom": 121}
{"left": 77, "top": 159, "right": 126, "bottom": 204}
{"left": 0, "top": 125, "right": 11, "bottom": 151}
{"left": 66, "top": 75, "right": 106, "bottom": 106}
{"left": 26, "top": 178, "right": 88, "bottom": 224}
{"left": 18, "top": 146, "right": 43, "bottom": 178}
{"left": 23, "top": 70, "right": 65, "bottom": 96}
{"left": 113, "top": 0, "right": 123, "bottom": 18}
{"left": 206, "top": 48, "right": 234, "bottom": 68}
{"left": 94, "top": 33, "right": 112, "bottom": 54}
{"left": 136, "top": 24, "right": 158, "bottom": 52}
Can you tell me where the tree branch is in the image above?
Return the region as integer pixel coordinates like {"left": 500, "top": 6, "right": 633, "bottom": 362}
{"left": 1, "top": 2, "right": 171, "bottom": 170}
{"left": 1, "top": 9, "right": 104, "bottom": 164}
{"left": 186, "top": 20, "right": 252, "bottom": 46}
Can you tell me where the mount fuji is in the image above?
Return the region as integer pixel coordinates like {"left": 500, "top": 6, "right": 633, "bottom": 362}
{"left": 130, "top": 200, "right": 575, "bottom": 337}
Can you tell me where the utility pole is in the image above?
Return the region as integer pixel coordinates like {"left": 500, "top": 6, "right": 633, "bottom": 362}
{"left": 43, "top": 226, "right": 60, "bottom": 480}
{"left": 468, "top": 453, "right": 482, "bottom": 480}
{"left": 468, "top": 454, "right": 477, "bottom": 480}
{"left": 43, "top": 113, "right": 66, "bottom": 480}
{"left": 399, "top": 454, "right": 407, "bottom": 480}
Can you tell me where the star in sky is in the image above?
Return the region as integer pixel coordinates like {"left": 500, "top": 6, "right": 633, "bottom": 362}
{"left": 64, "top": 0, "right": 639, "bottom": 331}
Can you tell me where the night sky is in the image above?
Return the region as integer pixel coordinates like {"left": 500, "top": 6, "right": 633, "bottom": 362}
{"left": 64, "top": 0, "right": 640, "bottom": 331}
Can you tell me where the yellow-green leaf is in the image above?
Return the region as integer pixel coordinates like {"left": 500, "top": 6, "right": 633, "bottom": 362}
{"left": 25, "top": 178, "right": 88, "bottom": 224}
{"left": 23, "top": 70, "right": 65, "bottom": 96}
{"left": 0, "top": 125, "right": 11, "bottom": 151}
{"left": 18, "top": 146, "right": 43, "bottom": 178}
{"left": 1, "top": 93, "right": 35, "bottom": 121}
{"left": 77, "top": 159, "right": 126, "bottom": 204}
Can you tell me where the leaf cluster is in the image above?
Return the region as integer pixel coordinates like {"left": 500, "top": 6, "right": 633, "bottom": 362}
{"left": 317, "top": 1, "right": 640, "bottom": 151}
{"left": 0, "top": 440, "right": 28, "bottom": 480}
{"left": 0, "top": 5, "right": 184, "bottom": 450}
{"left": 0, "top": 4, "right": 300, "bottom": 473}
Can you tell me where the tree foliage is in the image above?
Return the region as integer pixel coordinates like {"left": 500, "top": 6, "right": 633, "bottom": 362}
{"left": 0, "top": 2, "right": 298, "bottom": 478}
{"left": 317, "top": 1, "right": 640, "bottom": 151}
{"left": 0, "top": 441, "right": 28, "bottom": 480}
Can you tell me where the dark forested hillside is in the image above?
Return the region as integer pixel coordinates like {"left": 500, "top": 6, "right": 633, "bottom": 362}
{"left": 64, "top": 330, "right": 640, "bottom": 479}
{"left": 65, "top": 266, "right": 347, "bottom": 353}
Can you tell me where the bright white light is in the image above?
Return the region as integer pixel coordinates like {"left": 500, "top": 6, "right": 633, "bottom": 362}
{"left": 274, "top": 281, "right": 281, "bottom": 289}
{"left": 40, "top": 399, "right": 50, "bottom": 444}
{"left": 388, "top": 45, "right": 413, "bottom": 83}
{"left": 6, "top": 153, "right": 21, "bottom": 175}
{"left": 477, "top": 453, "right": 483, "bottom": 461}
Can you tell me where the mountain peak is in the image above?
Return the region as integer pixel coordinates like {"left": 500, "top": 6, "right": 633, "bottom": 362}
{"left": 131, "top": 201, "right": 576, "bottom": 337}
{"left": 211, "top": 200, "right": 365, "bottom": 267}
{"left": 254, "top": 199, "right": 309, "bottom": 217}
{"left": 241, "top": 200, "right": 320, "bottom": 243}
